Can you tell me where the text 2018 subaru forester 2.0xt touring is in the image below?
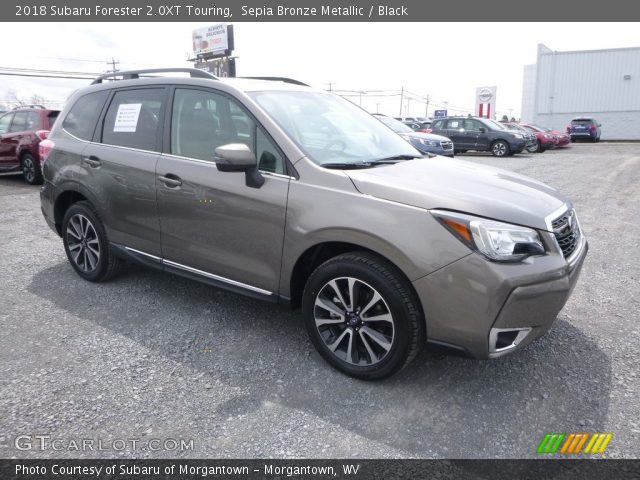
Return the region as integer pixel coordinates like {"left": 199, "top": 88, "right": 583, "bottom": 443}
{"left": 40, "top": 69, "right": 588, "bottom": 379}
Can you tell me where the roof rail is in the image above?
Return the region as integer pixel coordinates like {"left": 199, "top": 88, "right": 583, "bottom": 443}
{"left": 91, "top": 68, "right": 218, "bottom": 85}
{"left": 13, "top": 104, "right": 46, "bottom": 110}
{"left": 239, "top": 76, "right": 309, "bottom": 87}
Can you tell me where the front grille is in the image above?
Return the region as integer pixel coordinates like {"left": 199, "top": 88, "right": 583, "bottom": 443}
{"left": 552, "top": 209, "right": 581, "bottom": 258}
{"left": 441, "top": 141, "right": 453, "bottom": 150}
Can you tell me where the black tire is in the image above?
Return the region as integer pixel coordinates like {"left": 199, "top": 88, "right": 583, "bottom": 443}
{"left": 595, "top": 136, "right": 600, "bottom": 143}
{"left": 21, "top": 152, "right": 43, "bottom": 185}
{"left": 527, "top": 140, "right": 545, "bottom": 153}
{"left": 62, "top": 201, "right": 123, "bottom": 282}
{"left": 491, "top": 140, "right": 510, "bottom": 157}
{"left": 302, "top": 252, "right": 425, "bottom": 380}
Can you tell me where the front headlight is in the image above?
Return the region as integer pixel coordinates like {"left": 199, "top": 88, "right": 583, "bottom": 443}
{"left": 512, "top": 133, "right": 523, "bottom": 139}
{"left": 431, "top": 210, "right": 545, "bottom": 262}
{"left": 417, "top": 138, "right": 439, "bottom": 147}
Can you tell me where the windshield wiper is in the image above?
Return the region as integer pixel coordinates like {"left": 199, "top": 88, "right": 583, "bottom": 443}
{"left": 321, "top": 162, "right": 375, "bottom": 170}
{"left": 369, "top": 154, "right": 419, "bottom": 163}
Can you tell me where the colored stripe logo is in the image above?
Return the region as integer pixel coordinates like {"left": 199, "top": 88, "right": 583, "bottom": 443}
{"left": 537, "top": 433, "right": 613, "bottom": 454}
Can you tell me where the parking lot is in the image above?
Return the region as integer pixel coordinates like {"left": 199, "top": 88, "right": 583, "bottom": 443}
{"left": 0, "top": 143, "right": 638, "bottom": 459}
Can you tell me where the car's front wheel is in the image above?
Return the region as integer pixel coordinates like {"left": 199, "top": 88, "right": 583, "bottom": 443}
{"left": 62, "top": 201, "right": 123, "bottom": 282}
{"left": 302, "top": 252, "right": 425, "bottom": 380}
{"left": 491, "top": 140, "right": 510, "bottom": 157}
{"left": 527, "top": 141, "right": 545, "bottom": 153}
{"left": 21, "top": 153, "right": 43, "bottom": 185}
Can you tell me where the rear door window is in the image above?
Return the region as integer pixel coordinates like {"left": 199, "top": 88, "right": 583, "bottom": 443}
{"left": 9, "top": 112, "right": 28, "bottom": 132}
{"left": 102, "top": 88, "right": 165, "bottom": 151}
{"left": 63, "top": 91, "right": 110, "bottom": 140}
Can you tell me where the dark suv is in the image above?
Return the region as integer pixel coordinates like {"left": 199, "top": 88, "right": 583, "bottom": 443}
{"left": 567, "top": 117, "right": 601, "bottom": 142}
{"left": 0, "top": 106, "right": 59, "bottom": 184}
{"left": 430, "top": 117, "right": 527, "bottom": 157}
{"left": 39, "top": 69, "right": 587, "bottom": 379}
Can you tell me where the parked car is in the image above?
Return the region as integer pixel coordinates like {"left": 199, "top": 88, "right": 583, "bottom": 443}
{"left": 40, "top": 68, "right": 587, "bottom": 379}
{"left": 374, "top": 114, "right": 454, "bottom": 157}
{"left": 430, "top": 117, "right": 527, "bottom": 157}
{"left": 567, "top": 117, "right": 601, "bottom": 142}
{"left": 520, "top": 124, "right": 559, "bottom": 153}
{"left": 0, "top": 105, "right": 60, "bottom": 184}
{"left": 501, "top": 123, "right": 538, "bottom": 153}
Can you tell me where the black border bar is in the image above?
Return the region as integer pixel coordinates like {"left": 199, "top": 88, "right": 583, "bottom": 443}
{"left": 8, "top": 0, "right": 640, "bottom": 22}
{"left": 2, "top": 459, "right": 640, "bottom": 480}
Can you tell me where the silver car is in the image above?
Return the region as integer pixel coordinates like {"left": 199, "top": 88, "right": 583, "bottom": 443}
{"left": 40, "top": 69, "right": 588, "bottom": 379}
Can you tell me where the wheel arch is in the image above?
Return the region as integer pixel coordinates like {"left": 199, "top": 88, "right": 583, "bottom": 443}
{"left": 286, "top": 238, "right": 420, "bottom": 310}
{"left": 53, "top": 183, "right": 98, "bottom": 235}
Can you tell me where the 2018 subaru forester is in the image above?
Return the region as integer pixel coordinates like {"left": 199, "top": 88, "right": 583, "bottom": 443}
{"left": 39, "top": 68, "right": 588, "bottom": 379}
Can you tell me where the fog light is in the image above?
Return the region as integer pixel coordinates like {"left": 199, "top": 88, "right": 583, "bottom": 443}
{"left": 489, "top": 327, "right": 532, "bottom": 357}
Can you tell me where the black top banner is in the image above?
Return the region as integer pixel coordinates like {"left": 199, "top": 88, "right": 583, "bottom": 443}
{"left": 8, "top": 0, "right": 640, "bottom": 21}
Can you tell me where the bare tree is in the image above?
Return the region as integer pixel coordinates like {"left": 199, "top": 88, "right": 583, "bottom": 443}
{"left": 30, "top": 93, "right": 47, "bottom": 106}
{"left": 6, "top": 89, "right": 26, "bottom": 107}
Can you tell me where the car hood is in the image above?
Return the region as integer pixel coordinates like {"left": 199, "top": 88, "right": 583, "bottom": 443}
{"left": 346, "top": 157, "right": 568, "bottom": 231}
{"left": 401, "top": 132, "right": 450, "bottom": 142}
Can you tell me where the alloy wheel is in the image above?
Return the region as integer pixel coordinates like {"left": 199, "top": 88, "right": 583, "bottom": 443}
{"left": 493, "top": 142, "right": 507, "bottom": 157}
{"left": 23, "top": 157, "right": 35, "bottom": 183}
{"left": 66, "top": 214, "right": 101, "bottom": 272}
{"left": 314, "top": 277, "right": 394, "bottom": 366}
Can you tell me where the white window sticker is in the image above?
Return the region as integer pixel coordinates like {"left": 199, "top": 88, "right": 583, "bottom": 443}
{"left": 113, "top": 103, "right": 142, "bottom": 132}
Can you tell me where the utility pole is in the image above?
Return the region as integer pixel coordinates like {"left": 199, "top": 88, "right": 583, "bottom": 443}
{"left": 406, "top": 97, "right": 411, "bottom": 116}
{"left": 376, "top": 102, "right": 381, "bottom": 114}
{"left": 425, "top": 94, "right": 430, "bottom": 117}
{"left": 106, "top": 57, "right": 120, "bottom": 73}
{"left": 325, "top": 82, "right": 334, "bottom": 92}
{"left": 399, "top": 86, "right": 404, "bottom": 116}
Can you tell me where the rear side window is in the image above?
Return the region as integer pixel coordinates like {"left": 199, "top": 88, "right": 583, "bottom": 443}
{"left": 9, "top": 112, "right": 28, "bottom": 132}
{"left": 63, "top": 91, "right": 109, "bottom": 141}
{"left": 102, "top": 89, "right": 165, "bottom": 151}
{"left": 25, "top": 112, "right": 40, "bottom": 130}
{"left": 431, "top": 120, "right": 443, "bottom": 130}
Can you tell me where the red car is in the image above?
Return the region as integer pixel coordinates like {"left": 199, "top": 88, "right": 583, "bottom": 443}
{"left": 520, "top": 123, "right": 563, "bottom": 153}
{"left": 0, "top": 106, "right": 59, "bottom": 184}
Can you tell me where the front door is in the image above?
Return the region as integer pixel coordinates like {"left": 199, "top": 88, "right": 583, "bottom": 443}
{"left": 156, "top": 87, "right": 290, "bottom": 295}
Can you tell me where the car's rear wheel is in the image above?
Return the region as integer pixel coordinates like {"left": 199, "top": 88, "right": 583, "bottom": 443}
{"left": 21, "top": 153, "right": 43, "bottom": 185}
{"left": 491, "top": 140, "right": 509, "bottom": 157}
{"left": 302, "top": 252, "right": 424, "bottom": 380}
{"left": 62, "top": 201, "right": 123, "bottom": 282}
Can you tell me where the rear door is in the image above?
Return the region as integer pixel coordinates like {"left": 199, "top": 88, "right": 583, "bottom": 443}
{"left": 1, "top": 111, "right": 28, "bottom": 162}
{"left": 80, "top": 87, "right": 166, "bottom": 257}
{"left": 0, "top": 113, "right": 14, "bottom": 164}
{"left": 155, "top": 86, "right": 290, "bottom": 295}
{"left": 445, "top": 118, "right": 473, "bottom": 149}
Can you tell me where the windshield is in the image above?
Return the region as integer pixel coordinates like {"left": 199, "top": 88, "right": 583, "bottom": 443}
{"left": 484, "top": 119, "right": 506, "bottom": 130}
{"left": 376, "top": 115, "right": 413, "bottom": 134}
{"left": 249, "top": 91, "right": 419, "bottom": 166}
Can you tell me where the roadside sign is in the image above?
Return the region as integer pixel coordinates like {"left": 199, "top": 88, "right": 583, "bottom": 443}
{"left": 434, "top": 109, "right": 448, "bottom": 118}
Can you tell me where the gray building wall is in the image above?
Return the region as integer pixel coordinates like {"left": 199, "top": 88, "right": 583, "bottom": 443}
{"left": 522, "top": 44, "right": 640, "bottom": 140}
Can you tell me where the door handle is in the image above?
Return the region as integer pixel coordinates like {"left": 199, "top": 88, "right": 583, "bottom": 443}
{"left": 82, "top": 156, "right": 101, "bottom": 168}
{"left": 157, "top": 174, "right": 182, "bottom": 188}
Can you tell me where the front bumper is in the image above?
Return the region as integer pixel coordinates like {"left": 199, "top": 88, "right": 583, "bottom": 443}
{"left": 412, "top": 231, "right": 588, "bottom": 359}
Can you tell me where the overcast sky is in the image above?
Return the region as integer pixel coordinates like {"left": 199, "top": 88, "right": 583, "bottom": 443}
{"left": 1, "top": 22, "right": 638, "bottom": 119}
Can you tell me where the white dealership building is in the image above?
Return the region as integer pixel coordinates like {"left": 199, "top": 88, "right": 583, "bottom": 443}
{"left": 521, "top": 44, "right": 640, "bottom": 140}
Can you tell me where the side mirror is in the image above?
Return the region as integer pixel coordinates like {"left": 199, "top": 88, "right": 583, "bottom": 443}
{"left": 214, "top": 143, "right": 264, "bottom": 189}
{"left": 479, "top": 127, "right": 486, "bottom": 133}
